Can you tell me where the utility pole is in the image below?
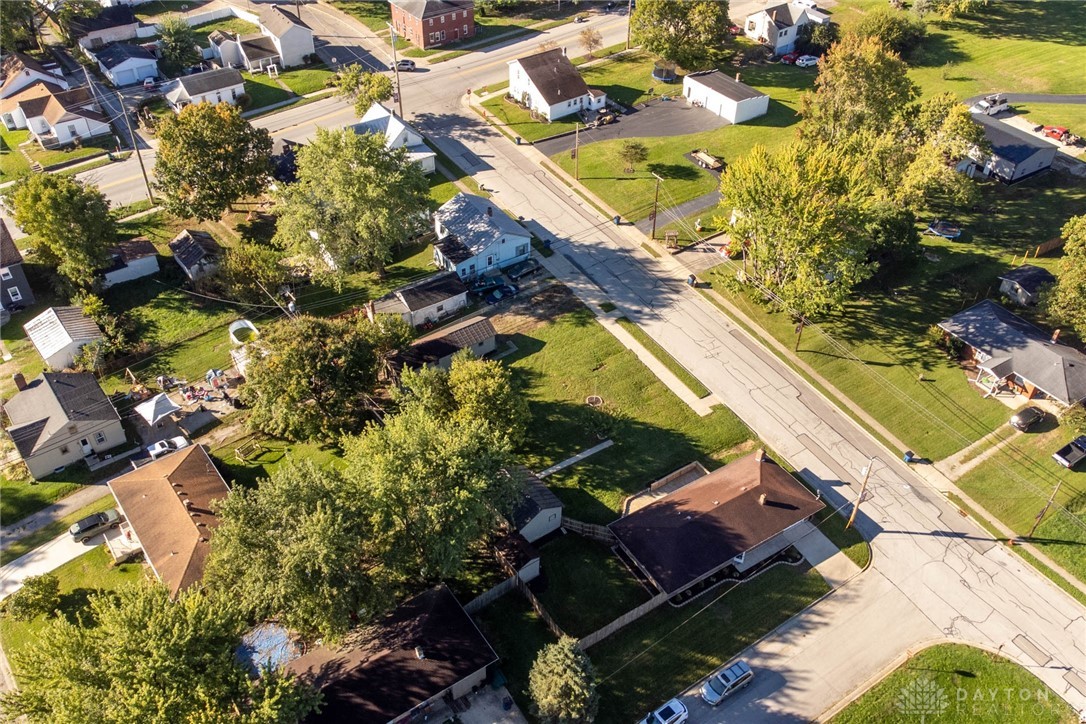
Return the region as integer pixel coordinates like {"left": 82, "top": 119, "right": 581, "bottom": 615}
{"left": 387, "top": 22, "right": 405, "bottom": 117}
{"left": 1027, "top": 480, "right": 1064, "bottom": 539}
{"left": 794, "top": 318, "right": 805, "bottom": 351}
{"left": 846, "top": 457, "right": 876, "bottom": 530}
{"left": 649, "top": 172, "right": 662, "bottom": 240}
{"left": 88, "top": 66, "right": 154, "bottom": 204}
{"left": 573, "top": 122, "right": 580, "bottom": 180}
{"left": 626, "top": 0, "right": 634, "bottom": 49}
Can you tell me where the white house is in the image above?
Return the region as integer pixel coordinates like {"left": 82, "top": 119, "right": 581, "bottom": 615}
{"left": 164, "top": 68, "right": 245, "bottom": 111}
{"left": 683, "top": 71, "right": 769, "bottom": 124}
{"left": 744, "top": 3, "right": 829, "bottom": 55}
{"left": 433, "top": 192, "right": 532, "bottom": 279}
{"left": 257, "top": 4, "right": 314, "bottom": 68}
{"left": 965, "top": 114, "right": 1057, "bottom": 183}
{"left": 94, "top": 43, "right": 158, "bottom": 86}
{"left": 169, "top": 230, "right": 221, "bottom": 281}
{"left": 0, "top": 53, "right": 68, "bottom": 99}
{"left": 507, "top": 47, "right": 606, "bottom": 122}
{"left": 71, "top": 6, "right": 140, "bottom": 50}
{"left": 101, "top": 239, "right": 159, "bottom": 288}
{"left": 371, "top": 272, "right": 470, "bottom": 328}
{"left": 24, "top": 306, "right": 105, "bottom": 370}
{"left": 349, "top": 102, "right": 436, "bottom": 174}
{"left": 0, "top": 83, "right": 112, "bottom": 147}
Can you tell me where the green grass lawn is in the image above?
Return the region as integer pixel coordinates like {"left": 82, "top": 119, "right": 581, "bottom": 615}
{"left": 192, "top": 17, "right": 260, "bottom": 49}
{"left": 276, "top": 65, "right": 335, "bottom": 96}
{"left": 1, "top": 495, "right": 116, "bottom": 566}
{"left": 0, "top": 478, "right": 81, "bottom": 528}
{"left": 102, "top": 272, "right": 239, "bottom": 351}
{"left": 592, "top": 565, "right": 830, "bottom": 723}
{"left": 830, "top": 643, "right": 1076, "bottom": 724}
{"left": 25, "top": 135, "right": 114, "bottom": 170}
{"left": 429, "top": 173, "right": 460, "bottom": 206}
{"left": 475, "top": 594, "right": 558, "bottom": 717}
{"left": 0, "top": 547, "right": 147, "bottom": 682}
{"left": 481, "top": 95, "right": 579, "bottom": 143}
{"left": 133, "top": 0, "right": 207, "bottom": 20}
{"left": 535, "top": 534, "right": 649, "bottom": 638}
{"left": 0, "top": 127, "right": 32, "bottom": 180}
{"left": 1012, "top": 103, "right": 1086, "bottom": 133}
{"left": 209, "top": 425, "right": 345, "bottom": 490}
{"left": 615, "top": 317, "right": 711, "bottom": 398}
{"left": 243, "top": 73, "right": 293, "bottom": 109}
{"left": 508, "top": 308, "right": 753, "bottom": 523}
{"left": 330, "top": 1, "right": 390, "bottom": 33}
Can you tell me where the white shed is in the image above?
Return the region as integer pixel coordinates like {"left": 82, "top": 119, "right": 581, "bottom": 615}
{"left": 683, "top": 71, "right": 769, "bottom": 125}
{"left": 371, "top": 272, "right": 470, "bottom": 328}
{"left": 23, "top": 306, "right": 105, "bottom": 370}
{"left": 513, "top": 470, "right": 563, "bottom": 544}
{"left": 101, "top": 239, "right": 159, "bottom": 288}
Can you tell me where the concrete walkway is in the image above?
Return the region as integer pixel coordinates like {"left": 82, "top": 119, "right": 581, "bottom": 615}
{"left": 538, "top": 439, "right": 614, "bottom": 478}
{"left": 788, "top": 521, "right": 862, "bottom": 590}
{"left": 935, "top": 427, "right": 1016, "bottom": 480}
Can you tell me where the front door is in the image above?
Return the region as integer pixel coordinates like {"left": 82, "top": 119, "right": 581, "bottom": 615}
{"left": 80, "top": 438, "right": 93, "bottom": 456}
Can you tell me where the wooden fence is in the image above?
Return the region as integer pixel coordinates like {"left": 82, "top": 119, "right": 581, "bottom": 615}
{"left": 561, "top": 517, "right": 617, "bottom": 545}
{"left": 649, "top": 461, "right": 709, "bottom": 492}
{"left": 578, "top": 592, "right": 669, "bottom": 649}
{"left": 517, "top": 578, "right": 566, "bottom": 639}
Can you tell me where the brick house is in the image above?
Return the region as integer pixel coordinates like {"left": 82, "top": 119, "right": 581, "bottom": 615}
{"left": 389, "top": 0, "right": 475, "bottom": 50}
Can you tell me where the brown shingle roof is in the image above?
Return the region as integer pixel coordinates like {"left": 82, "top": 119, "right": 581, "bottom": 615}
{"left": 108, "top": 445, "right": 230, "bottom": 597}
{"left": 610, "top": 451, "right": 825, "bottom": 594}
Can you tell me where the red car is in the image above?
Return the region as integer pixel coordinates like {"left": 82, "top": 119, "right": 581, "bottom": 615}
{"left": 1042, "top": 126, "right": 1070, "bottom": 141}
{"left": 780, "top": 52, "right": 799, "bottom": 64}
{"left": 728, "top": 24, "right": 744, "bottom": 35}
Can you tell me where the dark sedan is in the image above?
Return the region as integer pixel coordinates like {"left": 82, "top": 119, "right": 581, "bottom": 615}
{"left": 485, "top": 284, "right": 519, "bottom": 304}
{"left": 1009, "top": 406, "right": 1046, "bottom": 432}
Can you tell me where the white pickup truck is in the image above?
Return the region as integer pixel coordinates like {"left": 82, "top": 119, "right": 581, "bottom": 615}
{"left": 971, "top": 94, "right": 1010, "bottom": 116}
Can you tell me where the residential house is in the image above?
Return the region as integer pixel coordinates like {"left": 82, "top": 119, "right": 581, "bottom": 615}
{"left": 372, "top": 271, "right": 469, "bottom": 328}
{"left": 968, "top": 114, "right": 1057, "bottom": 183}
{"left": 71, "top": 6, "right": 140, "bottom": 50}
{"left": 100, "top": 239, "right": 159, "bottom": 288}
{"left": 164, "top": 68, "right": 245, "bottom": 111}
{"left": 389, "top": 0, "right": 475, "bottom": 50}
{"left": 94, "top": 43, "right": 158, "bottom": 86}
{"left": 610, "top": 450, "right": 825, "bottom": 596}
{"left": 287, "top": 585, "right": 498, "bottom": 723}
{"left": 398, "top": 315, "right": 497, "bottom": 371}
{"left": 512, "top": 468, "right": 563, "bottom": 544}
{"left": 168, "top": 229, "right": 221, "bottom": 281}
{"left": 0, "top": 83, "right": 112, "bottom": 147}
{"left": 5, "top": 372, "right": 125, "bottom": 480}
{"left": 507, "top": 48, "right": 607, "bottom": 122}
{"left": 744, "top": 3, "right": 829, "bottom": 55}
{"left": 998, "top": 264, "right": 1056, "bottom": 307}
{"left": 683, "top": 71, "right": 769, "bottom": 124}
{"left": 433, "top": 192, "right": 531, "bottom": 279}
{"left": 1, "top": 220, "right": 34, "bottom": 310}
{"left": 108, "top": 445, "right": 230, "bottom": 597}
{"left": 209, "top": 30, "right": 280, "bottom": 72}
{"left": 23, "top": 306, "right": 105, "bottom": 370}
{"left": 349, "top": 102, "right": 436, "bottom": 174}
{"left": 256, "top": 4, "right": 314, "bottom": 68}
{"left": 0, "top": 52, "right": 68, "bottom": 100}
{"left": 938, "top": 299, "right": 1086, "bottom": 407}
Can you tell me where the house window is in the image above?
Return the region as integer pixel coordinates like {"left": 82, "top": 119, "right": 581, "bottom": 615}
{"left": 231, "top": 88, "right": 237, "bottom": 99}
{"left": 67, "top": 124, "right": 77, "bottom": 137}
{"left": 7, "top": 287, "right": 21, "bottom": 302}
{"left": 439, "top": 30, "right": 446, "bottom": 41}
{"left": 516, "top": 243, "right": 529, "bottom": 256}
{"left": 94, "top": 432, "right": 107, "bottom": 445}
{"left": 463, "top": 24, "right": 468, "bottom": 35}
{"left": 428, "top": 32, "right": 435, "bottom": 43}
{"left": 428, "top": 18, "right": 433, "bottom": 26}
{"left": 0, "top": 267, "right": 11, "bottom": 280}
{"left": 436, "top": 304, "right": 444, "bottom": 312}
{"left": 469, "top": 263, "right": 476, "bottom": 273}
{"left": 747, "top": 20, "right": 756, "bottom": 31}
{"left": 781, "top": 28, "right": 789, "bottom": 36}
{"left": 486, "top": 255, "right": 494, "bottom": 266}
{"left": 463, "top": 10, "right": 468, "bottom": 18}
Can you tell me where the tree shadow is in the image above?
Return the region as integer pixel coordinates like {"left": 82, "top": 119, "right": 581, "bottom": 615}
{"left": 647, "top": 162, "right": 701, "bottom": 181}
{"left": 931, "top": 2, "right": 1085, "bottom": 47}
{"left": 906, "top": 31, "right": 969, "bottom": 69}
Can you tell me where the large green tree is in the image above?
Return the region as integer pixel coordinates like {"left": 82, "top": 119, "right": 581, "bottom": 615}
{"left": 156, "top": 15, "right": 201, "bottom": 75}
{"left": 358, "top": 313, "right": 415, "bottom": 381}
{"left": 240, "top": 315, "right": 378, "bottom": 441}
{"left": 154, "top": 102, "right": 272, "bottom": 221}
{"left": 219, "top": 242, "right": 289, "bottom": 304}
{"left": 273, "top": 128, "right": 430, "bottom": 279}
{"left": 341, "top": 406, "right": 523, "bottom": 582}
{"left": 207, "top": 460, "right": 385, "bottom": 641}
{"left": 0, "top": 583, "right": 320, "bottom": 723}
{"left": 1, "top": 1, "right": 40, "bottom": 53}
{"left": 2, "top": 174, "right": 114, "bottom": 293}
{"left": 1042, "top": 216, "right": 1086, "bottom": 340}
{"left": 854, "top": 8, "right": 926, "bottom": 57}
{"left": 56, "top": 0, "right": 100, "bottom": 43}
{"left": 333, "top": 64, "right": 394, "bottom": 117}
{"left": 631, "top": 0, "right": 730, "bottom": 71}
{"left": 529, "top": 637, "right": 599, "bottom": 723}
{"left": 719, "top": 142, "right": 874, "bottom": 318}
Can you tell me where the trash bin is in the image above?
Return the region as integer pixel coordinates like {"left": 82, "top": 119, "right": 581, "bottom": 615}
{"left": 613, "top": 215, "right": 621, "bottom": 225}
{"left": 903, "top": 450, "right": 916, "bottom": 463}
{"left": 515, "top": 136, "right": 522, "bottom": 145}
{"left": 544, "top": 239, "right": 552, "bottom": 250}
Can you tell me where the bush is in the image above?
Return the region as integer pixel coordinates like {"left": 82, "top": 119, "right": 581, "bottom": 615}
{"left": 854, "top": 9, "right": 927, "bottom": 57}
{"left": 1060, "top": 405, "right": 1086, "bottom": 436}
{"left": 5, "top": 573, "right": 60, "bottom": 621}
{"left": 235, "top": 92, "right": 252, "bottom": 110}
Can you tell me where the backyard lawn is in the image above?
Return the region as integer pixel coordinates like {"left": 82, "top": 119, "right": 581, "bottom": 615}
{"left": 133, "top": 1, "right": 208, "bottom": 20}
{"left": 209, "top": 426, "right": 345, "bottom": 490}
{"left": 475, "top": 595, "right": 558, "bottom": 717}
{"left": 830, "top": 643, "right": 1076, "bottom": 724}
{"left": 481, "top": 96, "right": 578, "bottom": 143}
{"left": 508, "top": 307, "right": 753, "bottom": 523}
{"left": 0, "top": 477, "right": 80, "bottom": 528}
{"left": 192, "top": 17, "right": 260, "bottom": 48}
{"left": 243, "top": 73, "right": 292, "bottom": 109}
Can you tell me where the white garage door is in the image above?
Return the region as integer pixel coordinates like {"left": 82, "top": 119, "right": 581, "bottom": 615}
{"left": 113, "top": 68, "right": 137, "bottom": 86}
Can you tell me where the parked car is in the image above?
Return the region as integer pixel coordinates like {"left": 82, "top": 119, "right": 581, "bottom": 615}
{"left": 794, "top": 0, "right": 818, "bottom": 7}
{"left": 484, "top": 284, "right": 519, "bottom": 304}
{"left": 506, "top": 258, "right": 542, "bottom": 281}
{"left": 639, "top": 699, "right": 688, "bottom": 724}
{"left": 728, "top": 24, "right": 744, "bottom": 35}
{"left": 701, "top": 660, "right": 754, "bottom": 705}
{"left": 469, "top": 277, "right": 506, "bottom": 295}
{"left": 795, "top": 55, "right": 819, "bottom": 68}
{"left": 1009, "top": 406, "right": 1046, "bottom": 432}
{"left": 147, "top": 436, "right": 191, "bottom": 460}
{"left": 143, "top": 77, "right": 156, "bottom": 90}
{"left": 780, "top": 52, "right": 799, "bottom": 64}
{"left": 393, "top": 59, "right": 416, "bottom": 72}
{"left": 69, "top": 509, "right": 121, "bottom": 543}
{"left": 1053, "top": 436, "right": 1086, "bottom": 469}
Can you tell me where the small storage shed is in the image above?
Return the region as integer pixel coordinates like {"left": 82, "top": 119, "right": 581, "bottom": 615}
{"left": 101, "top": 239, "right": 159, "bottom": 288}
{"left": 512, "top": 468, "right": 563, "bottom": 544}
{"left": 371, "top": 272, "right": 469, "bottom": 328}
{"left": 169, "top": 230, "right": 221, "bottom": 281}
{"left": 683, "top": 71, "right": 769, "bottom": 124}
{"left": 23, "top": 306, "right": 104, "bottom": 369}
{"left": 998, "top": 264, "right": 1056, "bottom": 306}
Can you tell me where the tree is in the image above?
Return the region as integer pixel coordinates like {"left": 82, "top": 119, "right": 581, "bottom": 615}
{"left": 796, "top": 20, "right": 840, "bottom": 55}
{"left": 154, "top": 102, "right": 272, "bottom": 221}
{"left": 719, "top": 141, "right": 874, "bottom": 319}
{"left": 619, "top": 140, "right": 648, "bottom": 174}
{"left": 529, "top": 637, "right": 599, "bottom": 723}
{"left": 2, "top": 174, "right": 114, "bottom": 293}
{"left": 799, "top": 34, "right": 918, "bottom": 145}
{"left": 579, "top": 27, "right": 602, "bottom": 58}
{"left": 273, "top": 128, "right": 430, "bottom": 279}
{"left": 1, "top": 1, "right": 40, "bottom": 54}
{"left": 341, "top": 406, "right": 523, "bottom": 582}
{"left": 333, "top": 64, "right": 394, "bottom": 117}
{"left": 56, "top": 0, "right": 100, "bottom": 43}
{"left": 915, "top": 0, "right": 988, "bottom": 19}
{"left": 207, "top": 460, "right": 385, "bottom": 641}
{"left": 219, "top": 242, "right": 289, "bottom": 304}
{"left": 358, "top": 313, "right": 415, "bottom": 381}
{"left": 156, "top": 15, "right": 200, "bottom": 75}
{"left": 0, "top": 583, "right": 320, "bottom": 723}
{"left": 631, "top": 0, "right": 730, "bottom": 71}
{"left": 241, "top": 315, "right": 378, "bottom": 441}
{"left": 4, "top": 573, "right": 60, "bottom": 622}
{"left": 1042, "top": 215, "right": 1086, "bottom": 339}
{"left": 866, "top": 204, "right": 922, "bottom": 286}
{"left": 855, "top": 8, "right": 926, "bottom": 57}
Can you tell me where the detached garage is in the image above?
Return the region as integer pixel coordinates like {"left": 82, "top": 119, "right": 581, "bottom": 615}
{"left": 683, "top": 71, "right": 769, "bottom": 125}
{"left": 94, "top": 43, "right": 157, "bottom": 87}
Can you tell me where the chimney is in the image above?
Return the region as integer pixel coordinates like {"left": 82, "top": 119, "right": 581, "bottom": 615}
{"left": 1051, "top": 329, "right": 1061, "bottom": 344}
{"left": 415, "top": 646, "right": 426, "bottom": 660}
{"left": 755, "top": 448, "right": 766, "bottom": 463}
{"left": 758, "top": 493, "right": 767, "bottom": 506}
{"left": 735, "top": 72, "right": 741, "bottom": 82}
{"left": 771, "top": 10, "right": 777, "bottom": 22}
{"left": 12, "top": 373, "right": 26, "bottom": 391}
{"left": 486, "top": 206, "right": 493, "bottom": 218}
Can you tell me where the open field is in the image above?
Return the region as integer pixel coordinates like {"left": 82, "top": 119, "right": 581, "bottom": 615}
{"left": 275, "top": 65, "right": 335, "bottom": 96}
{"left": 830, "top": 643, "right": 1077, "bottom": 724}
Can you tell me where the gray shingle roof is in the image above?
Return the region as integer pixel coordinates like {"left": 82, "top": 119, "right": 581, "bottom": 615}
{"left": 938, "top": 299, "right": 1086, "bottom": 406}
{"left": 5, "top": 372, "right": 120, "bottom": 457}
{"left": 259, "top": 4, "right": 310, "bottom": 36}
{"left": 512, "top": 468, "right": 563, "bottom": 529}
{"left": 973, "top": 114, "right": 1050, "bottom": 165}
{"left": 435, "top": 193, "right": 527, "bottom": 255}
{"left": 514, "top": 48, "right": 590, "bottom": 106}
{"left": 168, "top": 230, "right": 220, "bottom": 270}
{"left": 685, "top": 70, "right": 768, "bottom": 102}
{"left": 390, "top": 0, "right": 474, "bottom": 20}
{"left": 0, "top": 219, "right": 23, "bottom": 266}
{"left": 401, "top": 316, "right": 496, "bottom": 368}
{"left": 95, "top": 43, "right": 156, "bottom": 70}
{"left": 395, "top": 272, "right": 468, "bottom": 311}
{"left": 175, "top": 68, "right": 244, "bottom": 97}
{"left": 759, "top": 3, "right": 806, "bottom": 28}
{"left": 998, "top": 264, "right": 1056, "bottom": 295}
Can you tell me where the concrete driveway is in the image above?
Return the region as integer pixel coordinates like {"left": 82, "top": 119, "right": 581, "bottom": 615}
{"left": 0, "top": 528, "right": 122, "bottom": 601}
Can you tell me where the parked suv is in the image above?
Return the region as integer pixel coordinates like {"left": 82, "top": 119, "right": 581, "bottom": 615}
{"left": 639, "top": 699, "right": 688, "bottom": 724}
{"left": 69, "top": 509, "right": 121, "bottom": 543}
{"left": 147, "top": 436, "right": 191, "bottom": 460}
{"left": 701, "top": 660, "right": 754, "bottom": 705}
{"left": 506, "top": 258, "right": 542, "bottom": 281}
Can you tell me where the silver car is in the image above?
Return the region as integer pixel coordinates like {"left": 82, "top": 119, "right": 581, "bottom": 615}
{"left": 701, "top": 660, "right": 754, "bottom": 705}
{"left": 639, "top": 699, "right": 688, "bottom": 724}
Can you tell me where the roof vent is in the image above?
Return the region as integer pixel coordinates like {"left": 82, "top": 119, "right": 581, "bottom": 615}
{"left": 415, "top": 646, "right": 426, "bottom": 660}
{"left": 183, "top": 499, "right": 193, "bottom": 508}
{"left": 486, "top": 206, "right": 493, "bottom": 217}
{"left": 199, "top": 537, "right": 209, "bottom": 543}
{"left": 758, "top": 493, "right": 767, "bottom": 506}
